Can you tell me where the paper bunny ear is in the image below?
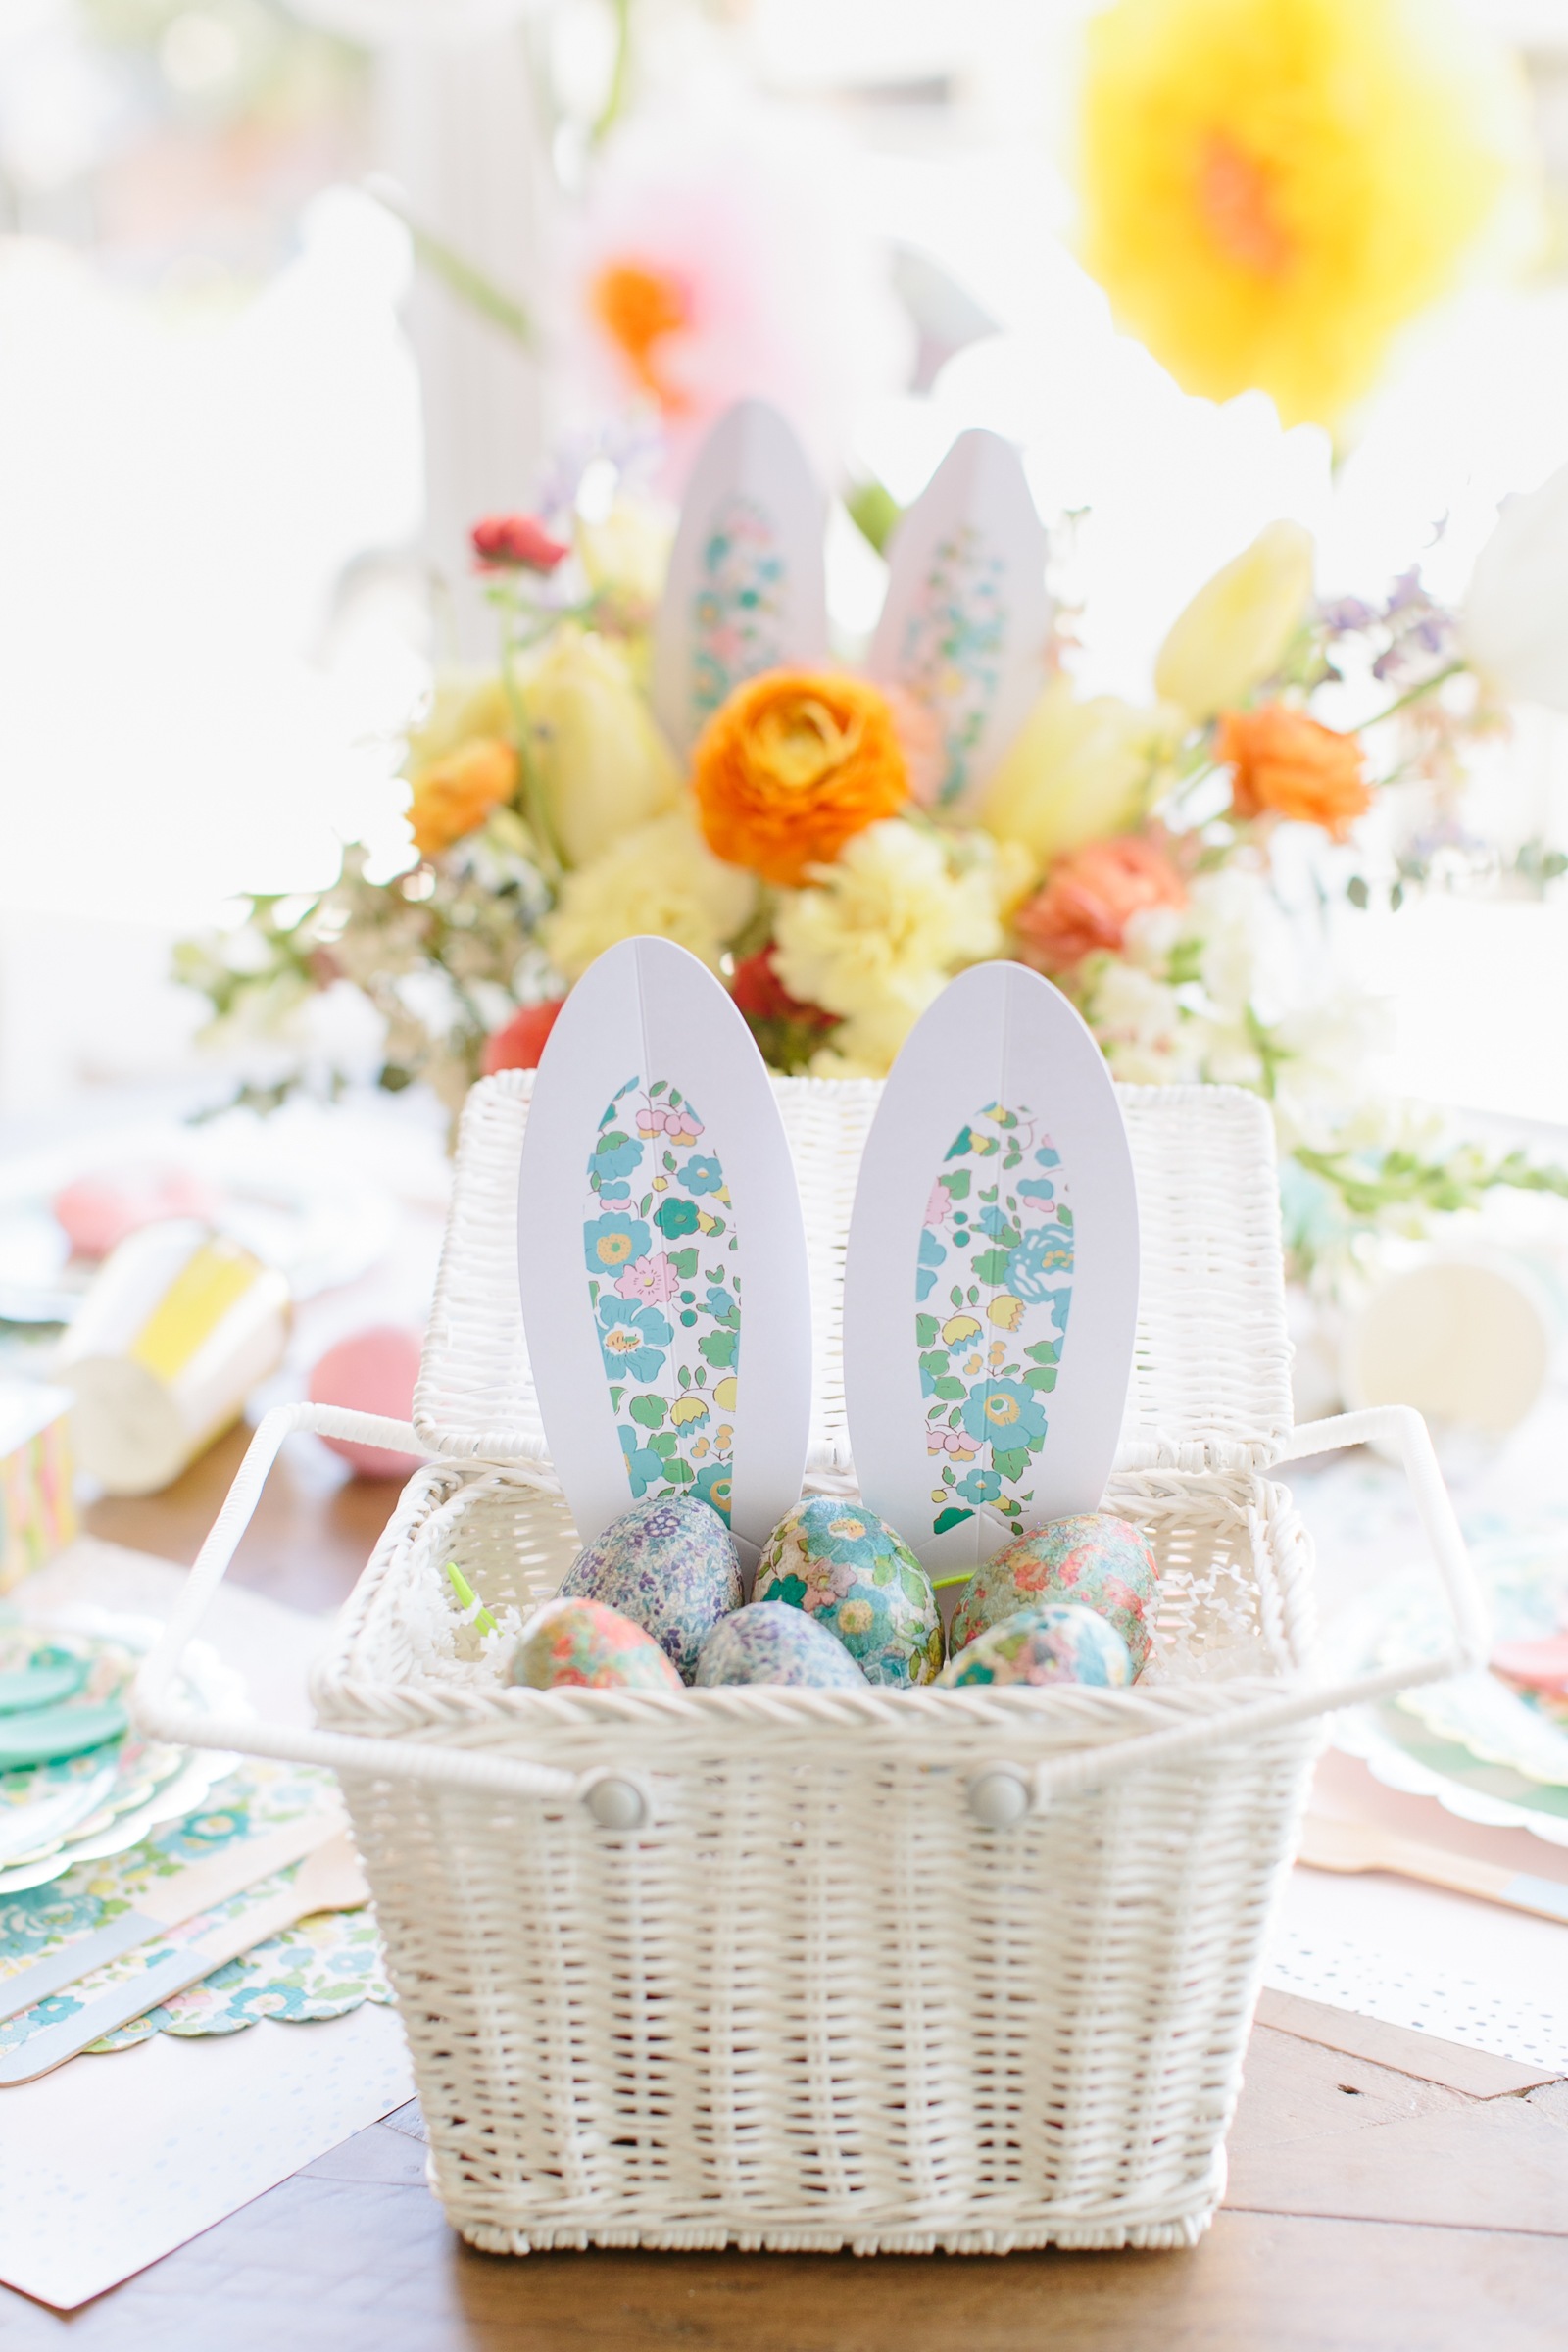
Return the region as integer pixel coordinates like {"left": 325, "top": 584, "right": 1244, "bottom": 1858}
{"left": 652, "top": 399, "right": 830, "bottom": 758}
{"left": 842, "top": 962, "right": 1139, "bottom": 1581}
{"left": 866, "top": 429, "right": 1050, "bottom": 815}
{"left": 516, "top": 937, "right": 812, "bottom": 1572}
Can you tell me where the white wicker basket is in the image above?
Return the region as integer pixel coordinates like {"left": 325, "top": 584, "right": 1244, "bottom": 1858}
{"left": 135, "top": 1075, "right": 1486, "bottom": 2257}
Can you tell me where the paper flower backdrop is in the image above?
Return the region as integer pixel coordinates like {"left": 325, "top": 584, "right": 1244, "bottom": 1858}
{"left": 1079, "top": 0, "right": 1531, "bottom": 429}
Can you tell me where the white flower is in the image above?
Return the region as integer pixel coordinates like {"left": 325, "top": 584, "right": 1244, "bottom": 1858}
{"left": 1461, "top": 462, "right": 1568, "bottom": 711}
{"left": 1266, "top": 991, "right": 1395, "bottom": 1153}
{"left": 1184, "top": 870, "right": 1265, "bottom": 1019}
{"left": 1081, "top": 959, "right": 1199, "bottom": 1086}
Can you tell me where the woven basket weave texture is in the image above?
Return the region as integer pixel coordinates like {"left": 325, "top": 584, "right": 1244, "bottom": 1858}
{"left": 316, "top": 1073, "right": 1317, "bottom": 2255}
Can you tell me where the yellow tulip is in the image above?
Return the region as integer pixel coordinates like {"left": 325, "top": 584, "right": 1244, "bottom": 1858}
{"left": 517, "top": 625, "right": 682, "bottom": 868}
{"left": 942, "top": 1314, "right": 983, "bottom": 1346}
{"left": 574, "top": 498, "right": 672, "bottom": 618}
{"left": 1154, "top": 521, "right": 1315, "bottom": 722}
{"left": 987, "top": 1295, "right": 1025, "bottom": 1332}
{"left": 670, "top": 1396, "right": 710, "bottom": 1428}
{"left": 979, "top": 677, "right": 1182, "bottom": 864}
{"left": 712, "top": 1376, "right": 738, "bottom": 1410}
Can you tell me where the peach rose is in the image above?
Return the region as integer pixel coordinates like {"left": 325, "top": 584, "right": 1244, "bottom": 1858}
{"left": 1013, "top": 836, "right": 1187, "bottom": 972}
{"left": 692, "top": 670, "right": 907, "bottom": 886}
{"left": 1217, "top": 703, "right": 1370, "bottom": 841}
{"left": 408, "top": 736, "right": 518, "bottom": 858}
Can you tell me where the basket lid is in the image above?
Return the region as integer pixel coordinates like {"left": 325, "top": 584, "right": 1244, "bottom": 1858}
{"left": 414, "top": 1072, "right": 1294, "bottom": 1484}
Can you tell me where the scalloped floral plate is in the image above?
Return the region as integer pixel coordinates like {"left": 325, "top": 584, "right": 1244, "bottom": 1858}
{"left": 0, "top": 1612, "right": 241, "bottom": 1892}
{"left": 1324, "top": 1544, "right": 1568, "bottom": 1851}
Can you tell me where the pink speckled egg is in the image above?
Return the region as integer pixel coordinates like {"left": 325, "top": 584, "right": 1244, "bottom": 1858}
{"left": 308, "top": 1326, "right": 426, "bottom": 1480}
{"left": 54, "top": 1165, "right": 220, "bottom": 1257}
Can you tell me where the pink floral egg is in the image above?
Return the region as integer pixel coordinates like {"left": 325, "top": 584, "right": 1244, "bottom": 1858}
{"left": 509, "top": 1597, "right": 683, "bottom": 1691}
{"left": 950, "top": 1512, "right": 1158, "bottom": 1677}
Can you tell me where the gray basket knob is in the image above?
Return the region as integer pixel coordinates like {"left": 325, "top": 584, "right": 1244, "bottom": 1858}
{"left": 967, "top": 1769, "right": 1031, "bottom": 1829}
{"left": 585, "top": 1776, "right": 648, "bottom": 1832}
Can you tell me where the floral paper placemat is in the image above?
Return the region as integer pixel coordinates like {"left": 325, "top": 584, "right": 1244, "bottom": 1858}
{"left": 0, "top": 1760, "right": 391, "bottom": 2060}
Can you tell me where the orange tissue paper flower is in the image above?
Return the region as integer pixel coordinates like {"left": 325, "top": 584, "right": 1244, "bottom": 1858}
{"left": 408, "top": 736, "right": 519, "bottom": 858}
{"left": 1014, "top": 836, "right": 1188, "bottom": 972}
{"left": 1217, "top": 703, "right": 1370, "bottom": 839}
{"left": 692, "top": 670, "right": 908, "bottom": 887}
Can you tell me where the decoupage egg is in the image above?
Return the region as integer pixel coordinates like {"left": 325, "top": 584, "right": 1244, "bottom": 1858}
{"left": 695, "top": 1601, "right": 870, "bottom": 1690}
{"left": 754, "top": 1497, "right": 943, "bottom": 1687}
{"left": 938, "top": 1602, "right": 1132, "bottom": 1690}
{"left": 949, "top": 1512, "right": 1157, "bottom": 1676}
{"left": 509, "top": 1597, "right": 683, "bottom": 1691}
{"left": 561, "top": 1494, "right": 743, "bottom": 1684}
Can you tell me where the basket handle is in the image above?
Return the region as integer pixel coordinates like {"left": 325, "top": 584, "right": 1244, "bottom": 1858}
{"left": 967, "top": 1403, "right": 1489, "bottom": 1826}
{"left": 130, "top": 1403, "right": 612, "bottom": 1812}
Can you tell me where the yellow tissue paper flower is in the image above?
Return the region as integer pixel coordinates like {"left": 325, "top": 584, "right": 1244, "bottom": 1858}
{"left": 1080, "top": 0, "right": 1527, "bottom": 428}
{"left": 980, "top": 676, "right": 1184, "bottom": 861}
{"left": 518, "top": 626, "right": 682, "bottom": 868}
{"left": 773, "top": 819, "right": 1003, "bottom": 1077}
{"left": 1155, "top": 520, "right": 1316, "bottom": 721}
{"left": 542, "top": 806, "right": 757, "bottom": 980}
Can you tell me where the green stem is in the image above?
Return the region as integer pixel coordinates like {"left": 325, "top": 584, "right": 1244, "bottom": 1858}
{"left": 591, "top": 0, "right": 633, "bottom": 147}
{"left": 1363, "top": 660, "right": 1465, "bottom": 731}
{"left": 366, "top": 182, "right": 535, "bottom": 350}
{"left": 497, "top": 623, "right": 566, "bottom": 884}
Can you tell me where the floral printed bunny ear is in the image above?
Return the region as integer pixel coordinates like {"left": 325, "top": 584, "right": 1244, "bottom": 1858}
{"left": 866, "top": 429, "right": 1050, "bottom": 816}
{"left": 516, "top": 936, "right": 812, "bottom": 1574}
{"left": 652, "top": 399, "right": 830, "bottom": 759}
{"left": 842, "top": 961, "right": 1139, "bottom": 1582}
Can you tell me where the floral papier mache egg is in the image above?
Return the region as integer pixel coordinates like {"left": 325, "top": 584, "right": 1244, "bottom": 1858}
{"left": 937, "top": 1602, "right": 1132, "bottom": 1690}
{"left": 562, "top": 1494, "right": 743, "bottom": 1684}
{"left": 754, "top": 1497, "right": 943, "bottom": 1687}
{"left": 695, "top": 1602, "right": 871, "bottom": 1690}
{"left": 509, "top": 1597, "right": 683, "bottom": 1691}
{"left": 949, "top": 1511, "right": 1157, "bottom": 1677}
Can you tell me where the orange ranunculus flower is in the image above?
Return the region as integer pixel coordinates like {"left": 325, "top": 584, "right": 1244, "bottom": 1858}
{"left": 1013, "top": 835, "right": 1187, "bottom": 972}
{"left": 408, "top": 736, "right": 518, "bottom": 858}
{"left": 1217, "top": 703, "right": 1371, "bottom": 841}
{"left": 692, "top": 670, "right": 908, "bottom": 887}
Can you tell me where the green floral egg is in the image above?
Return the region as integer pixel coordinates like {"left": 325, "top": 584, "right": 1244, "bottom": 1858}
{"left": 754, "top": 1497, "right": 943, "bottom": 1688}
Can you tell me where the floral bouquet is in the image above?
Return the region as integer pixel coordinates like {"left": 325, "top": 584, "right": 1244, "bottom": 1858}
{"left": 179, "top": 400, "right": 1567, "bottom": 1283}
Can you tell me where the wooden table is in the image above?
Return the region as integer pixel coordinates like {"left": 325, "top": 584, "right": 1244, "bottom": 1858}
{"left": 3, "top": 1426, "right": 1563, "bottom": 2349}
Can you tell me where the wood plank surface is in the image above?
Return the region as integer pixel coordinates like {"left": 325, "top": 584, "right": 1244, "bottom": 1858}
{"left": 83, "top": 1422, "right": 400, "bottom": 1615}
{"left": 3, "top": 2195, "right": 1567, "bottom": 2352}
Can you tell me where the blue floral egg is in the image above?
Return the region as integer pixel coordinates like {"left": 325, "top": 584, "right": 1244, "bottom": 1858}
{"left": 695, "top": 1602, "right": 869, "bottom": 1690}
{"left": 754, "top": 1497, "right": 943, "bottom": 1688}
{"left": 938, "top": 1602, "right": 1131, "bottom": 1690}
{"left": 562, "top": 1494, "right": 742, "bottom": 1684}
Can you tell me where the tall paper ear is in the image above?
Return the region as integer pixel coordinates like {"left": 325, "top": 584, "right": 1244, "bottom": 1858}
{"left": 517, "top": 937, "right": 812, "bottom": 1576}
{"left": 652, "top": 399, "right": 830, "bottom": 758}
{"left": 842, "top": 962, "right": 1138, "bottom": 1582}
{"left": 866, "top": 429, "right": 1049, "bottom": 815}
